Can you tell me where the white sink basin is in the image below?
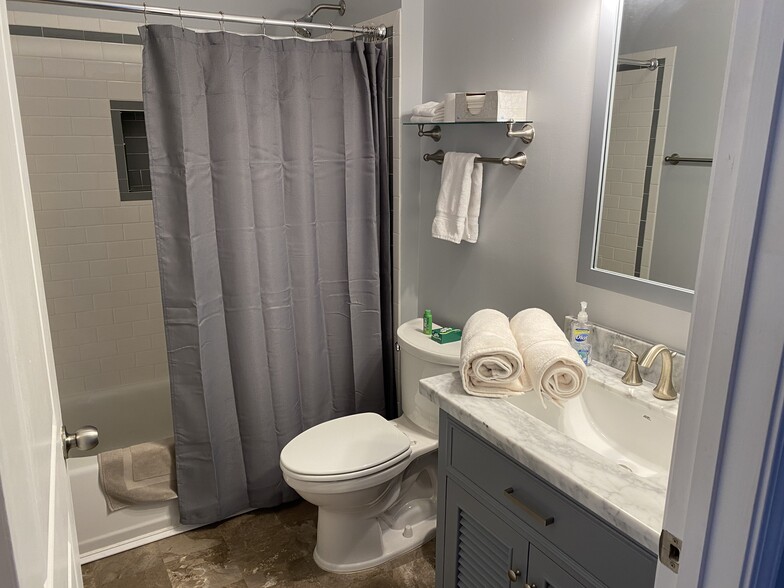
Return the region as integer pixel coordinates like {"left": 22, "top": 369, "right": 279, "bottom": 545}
{"left": 504, "top": 372, "right": 676, "bottom": 480}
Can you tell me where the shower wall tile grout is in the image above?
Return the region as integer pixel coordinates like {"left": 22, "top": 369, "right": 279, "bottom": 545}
{"left": 10, "top": 10, "right": 169, "bottom": 400}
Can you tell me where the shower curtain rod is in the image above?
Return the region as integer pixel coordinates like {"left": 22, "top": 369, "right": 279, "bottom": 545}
{"left": 14, "top": 0, "right": 387, "bottom": 38}
{"left": 617, "top": 57, "right": 659, "bottom": 71}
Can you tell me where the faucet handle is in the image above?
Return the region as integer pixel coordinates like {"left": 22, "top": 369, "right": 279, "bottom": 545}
{"left": 613, "top": 345, "right": 643, "bottom": 386}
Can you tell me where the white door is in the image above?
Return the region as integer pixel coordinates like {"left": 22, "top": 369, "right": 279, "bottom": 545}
{"left": 0, "top": 0, "right": 82, "bottom": 586}
{"left": 655, "top": 0, "right": 784, "bottom": 586}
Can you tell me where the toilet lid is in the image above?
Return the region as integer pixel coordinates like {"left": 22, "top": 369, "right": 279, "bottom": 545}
{"left": 280, "top": 413, "right": 411, "bottom": 478}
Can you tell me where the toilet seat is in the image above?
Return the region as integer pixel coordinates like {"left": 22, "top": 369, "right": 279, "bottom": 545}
{"left": 280, "top": 413, "right": 412, "bottom": 483}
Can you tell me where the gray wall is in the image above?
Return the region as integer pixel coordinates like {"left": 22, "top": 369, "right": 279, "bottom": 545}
{"left": 8, "top": 0, "right": 312, "bottom": 33}
{"left": 416, "top": 0, "right": 691, "bottom": 350}
{"left": 620, "top": 0, "right": 734, "bottom": 289}
{"left": 311, "top": 0, "right": 401, "bottom": 27}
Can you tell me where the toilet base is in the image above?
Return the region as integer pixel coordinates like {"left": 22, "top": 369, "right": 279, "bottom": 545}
{"left": 312, "top": 504, "right": 436, "bottom": 573}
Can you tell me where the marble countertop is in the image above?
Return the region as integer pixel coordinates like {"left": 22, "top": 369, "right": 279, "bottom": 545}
{"left": 420, "top": 362, "right": 678, "bottom": 553}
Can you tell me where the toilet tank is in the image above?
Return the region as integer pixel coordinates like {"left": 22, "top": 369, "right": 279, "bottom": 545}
{"left": 396, "top": 318, "right": 461, "bottom": 435}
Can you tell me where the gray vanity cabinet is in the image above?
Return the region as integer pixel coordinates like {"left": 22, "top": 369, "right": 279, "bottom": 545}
{"left": 436, "top": 413, "right": 657, "bottom": 588}
{"left": 527, "top": 546, "right": 585, "bottom": 588}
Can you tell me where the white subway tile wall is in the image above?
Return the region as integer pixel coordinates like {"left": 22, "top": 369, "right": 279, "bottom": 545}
{"left": 11, "top": 11, "right": 168, "bottom": 398}
{"left": 597, "top": 47, "right": 676, "bottom": 279}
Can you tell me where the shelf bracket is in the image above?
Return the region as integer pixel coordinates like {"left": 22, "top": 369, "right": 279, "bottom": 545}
{"left": 506, "top": 122, "right": 535, "bottom": 144}
{"left": 417, "top": 124, "right": 442, "bottom": 142}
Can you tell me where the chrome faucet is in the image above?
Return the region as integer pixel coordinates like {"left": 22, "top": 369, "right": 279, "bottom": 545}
{"left": 639, "top": 344, "right": 678, "bottom": 401}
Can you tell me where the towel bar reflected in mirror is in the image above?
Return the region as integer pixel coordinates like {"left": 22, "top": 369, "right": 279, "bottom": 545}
{"left": 423, "top": 149, "right": 528, "bottom": 170}
{"left": 664, "top": 153, "right": 713, "bottom": 165}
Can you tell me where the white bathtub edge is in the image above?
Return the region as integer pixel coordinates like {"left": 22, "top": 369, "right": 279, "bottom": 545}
{"left": 80, "top": 522, "right": 200, "bottom": 564}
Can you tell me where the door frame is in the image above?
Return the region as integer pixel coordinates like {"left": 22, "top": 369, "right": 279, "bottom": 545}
{"left": 655, "top": 0, "right": 784, "bottom": 585}
{"left": 0, "top": 0, "right": 82, "bottom": 585}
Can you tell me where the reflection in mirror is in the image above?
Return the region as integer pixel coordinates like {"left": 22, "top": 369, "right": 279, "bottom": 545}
{"left": 593, "top": 0, "right": 734, "bottom": 292}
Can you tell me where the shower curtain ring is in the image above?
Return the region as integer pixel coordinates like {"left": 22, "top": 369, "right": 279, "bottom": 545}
{"left": 219, "top": 11, "right": 225, "bottom": 32}
{"left": 261, "top": 16, "right": 266, "bottom": 36}
{"left": 142, "top": 2, "right": 148, "bottom": 26}
{"left": 178, "top": 7, "right": 183, "bottom": 30}
{"left": 328, "top": 22, "right": 334, "bottom": 40}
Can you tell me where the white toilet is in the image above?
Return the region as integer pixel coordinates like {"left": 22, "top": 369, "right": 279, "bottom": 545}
{"left": 279, "top": 318, "right": 461, "bottom": 573}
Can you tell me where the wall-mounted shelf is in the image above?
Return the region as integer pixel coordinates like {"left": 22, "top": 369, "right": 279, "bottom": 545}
{"left": 406, "top": 120, "right": 535, "bottom": 171}
{"left": 404, "top": 120, "right": 535, "bottom": 144}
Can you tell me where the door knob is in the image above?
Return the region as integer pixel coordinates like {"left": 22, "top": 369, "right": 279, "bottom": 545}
{"left": 508, "top": 569, "right": 521, "bottom": 581}
{"left": 62, "top": 425, "right": 99, "bottom": 458}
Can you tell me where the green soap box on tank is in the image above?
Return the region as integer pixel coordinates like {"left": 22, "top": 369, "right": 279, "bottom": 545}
{"left": 431, "top": 327, "right": 462, "bottom": 344}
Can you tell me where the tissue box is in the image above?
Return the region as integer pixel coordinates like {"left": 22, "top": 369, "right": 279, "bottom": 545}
{"left": 431, "top": 327, "right": 462, "bottom": 344}
{"left": 455, "top": 90, "right": 528, "bottom": 122}
{"left": 443, "top": 92, "right": 456, "bottom": 123}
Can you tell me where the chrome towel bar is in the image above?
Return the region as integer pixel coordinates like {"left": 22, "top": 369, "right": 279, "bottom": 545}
{"left": 423, "top": 149, "right": 527, "bottom": 170}
{"left": 664, "top": 153, "right": 713, "bottom": 165}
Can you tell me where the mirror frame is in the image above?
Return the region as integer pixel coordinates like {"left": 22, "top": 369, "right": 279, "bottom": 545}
{"left": 577, "top": 0, "right": 694, "bottom": 311}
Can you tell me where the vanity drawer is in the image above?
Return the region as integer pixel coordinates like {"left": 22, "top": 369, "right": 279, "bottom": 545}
{"left": 445, "top": 417, "right": 656, "bottom": 587}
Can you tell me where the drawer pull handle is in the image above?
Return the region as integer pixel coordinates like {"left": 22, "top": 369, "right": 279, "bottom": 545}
{"left": 508, "top": 569, "right": 521, "bottom": 581}
{"left": 503, "top": 487, "right": 555, "bottom": 527}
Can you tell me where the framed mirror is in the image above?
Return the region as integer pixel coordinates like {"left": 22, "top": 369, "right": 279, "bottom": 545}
{"left": 578, "top": 0, "right": 735, "bottom": 311}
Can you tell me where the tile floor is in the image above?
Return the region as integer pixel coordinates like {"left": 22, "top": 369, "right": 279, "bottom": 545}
{"left": 81, "top": 500, "right": 436, "bottom": 587}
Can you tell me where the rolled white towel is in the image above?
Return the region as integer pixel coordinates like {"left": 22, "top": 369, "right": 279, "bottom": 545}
{"left": 460, "top": 309, "right": 524, "bottom": 398}
{"left": 510, "top": 308, "right": 587, "bottom": 406}
{"left": 412, "top": 101, "right": 444, "bottom": 117}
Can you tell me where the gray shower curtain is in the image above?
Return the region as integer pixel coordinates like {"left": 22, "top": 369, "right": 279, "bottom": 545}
{"left": 140, "top": 25, "right": 392, "bottom": 525}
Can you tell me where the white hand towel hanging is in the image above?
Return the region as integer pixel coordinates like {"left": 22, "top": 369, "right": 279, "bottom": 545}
{"left": 431, "top": 152, "right": 484, "bottom": 244}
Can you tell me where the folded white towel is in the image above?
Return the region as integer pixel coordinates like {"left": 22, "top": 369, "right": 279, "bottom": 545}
{"left": 460, "top": 309, "right": 524, "bottom": 397}
{"left": 432, "top": 152, "right": 483, "bottom": 244}
{"left": 510, "top": 308, "right": 587, "bottom": 406}
{"left": 411, "top": 114, "right": 445, "bottom": 123}
{"left": 412, "top": 101, "right": 444, "bottom": 117}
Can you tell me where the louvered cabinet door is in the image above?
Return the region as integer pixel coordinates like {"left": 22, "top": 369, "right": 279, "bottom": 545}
{"left": 442, "top": 478, "right": 529, "bottom": 588}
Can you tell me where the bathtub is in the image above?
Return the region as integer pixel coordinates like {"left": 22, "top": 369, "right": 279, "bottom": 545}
{"left": 61, "top": 379, "right": 197, "bottom": 563}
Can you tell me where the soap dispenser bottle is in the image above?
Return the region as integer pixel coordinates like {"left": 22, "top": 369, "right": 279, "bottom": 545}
{"left": 571, "top": 301, "right": 593, "bottom": 365}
